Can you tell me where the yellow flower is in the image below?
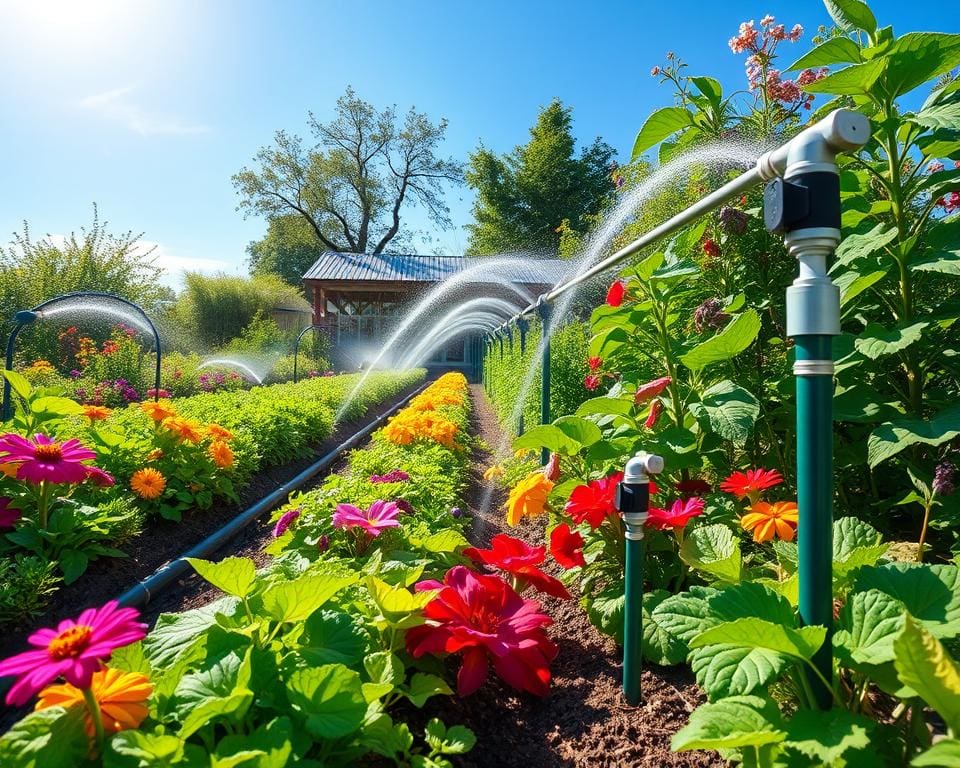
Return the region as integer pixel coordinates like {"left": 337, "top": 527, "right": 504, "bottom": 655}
{"left": 741, "top": 500, "right": 799, "bottom": 543}
{"left": 207, "top": 423, "right": 234, "bottom": 442}
{"left": 130, "top": 468, "right": 166, "bottom": 500}
{"left": 82, "top": 404, "right": 112, "bottom": 421}
{"left": 162, "top": 416, "right": 204, "bottom": 443}
{"left": 505, "top": 472, "right": 554, "bottom": 526}
{"left": 514, "top": 448, "right": 531, "bottom": 459}
{"left": 483, "top": 465, "right": 505, "bottom": 481}
{"left": 37, "top": 667, "right": 152, "bottom": 739}
{"left": 208, "top": 440, "right": 235, "bottom": 469}
{"left": 141, "top": 401, "right": 177, "bottom": 423}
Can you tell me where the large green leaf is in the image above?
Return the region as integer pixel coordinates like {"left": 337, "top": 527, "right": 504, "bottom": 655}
{"left": 552, "top": 416, "right": 603, "bottom": 447}
{"left": 914, "top": 739, "right": 960, "bottom": 767}
{"left": 834, "top": 517, "right": 883, "bottom": 561}
{"left": 631, "top": 107, "right": 693, "bottom": 160}
{"left": 833, "top": 223, "right": 898, "bottom": 268}
{"left": 144, "top": 597, "right": 237, "bottom": 667}
{"left": 301, "top": 609, "right": 366, "bottom": 666}
{"left": 689, "top": 643, "right": 792, "bottom": 700}
{"left": 575, "top": 396, "right": 634, "bottom": 417}
{"left": 642, "top": 589, "right": 688, "bottom": 665}
{"left": 105, "top": 731, "right": 198, "bottom": 767}
{"left": 262, "top": 571, "right": 355, "bottom": 624}
{"left": 868, "top": 403, "right": 960, "bottom": 467}
{"left": 783, "top": 708, "right": 874, "bottom": 765}
{"left": 585, "top": 582, "right": 625, "bottom": 644}
{"left": 690, "top": 617, "right": 826, "bottom": 661}
{"left": 185, "top": 556, "right": 257, "bottom": 599}
{"left": 823, "top": 0, "right": 877, "bottom": 35}
{"left": 802, "top": 58, "right": 886, "bottom": 96}
{"left": 0, "top": 707, "right": 89, "bottom": 768}
{"left": 215, "top": 717, "right": 293, "bottom": 768}
{"left": 512, "top": 424, "right": 584, "bottom": 456}
{"left": 671, "top": 695, "right": 785, "bottom": 751}
{"left": 895, "top": 615, "right": 960, "bottom": 732}
{"left": 834, "top": 588, "right": 906, "bottom": 667}
{"left": 787, "top": 36, "right": 863, "bottom": 71}
{"left": 173, "top": 649, "right": 254, "bottom": 739}
{"left": 911, "top": 252, "right": 960, "bottom": 277}
{"left": 854, "top": 564, "right": 960, "bottom": 638}
{"left": 285, "top": 664, "right": 367, "bottom": 739}
{"left": 680, "top": 310, "right": 761, "bottom": 371}
{"left": 366, "top": 576, "right": 436, "bottom": 627}
{"left": 688, "top": 380, "right": 759, "bottom": 446}
{"left": 650, "top": 586, "right": 721, "bottom": 647}
{"left": 914, "top": 95, "right": 960, "bottom": 132}
{"left": 881, "top": 33, "right": 960, "bottom": 100}
{"left": 680, "top": 524, "right": 743, "bottom": 584}
{"left": 854, "top": 322, "right": 928, "bottom": 360}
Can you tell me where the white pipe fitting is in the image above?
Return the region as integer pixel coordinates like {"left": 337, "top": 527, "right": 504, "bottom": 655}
{"left": 757, "top": 109, "right": 870, "bottom": 181}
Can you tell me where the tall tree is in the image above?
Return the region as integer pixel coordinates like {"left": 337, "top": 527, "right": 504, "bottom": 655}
{"left": 247, "top": 214, "right": 320, "bottom": 286}
{"left": 465, "top": 99, "right": 616, "bottom": 256}
{"left": 233, "top": 87, "right": 463, "bottom": 255}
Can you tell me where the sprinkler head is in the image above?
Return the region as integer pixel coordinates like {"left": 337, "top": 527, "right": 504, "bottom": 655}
{"left": 14, "top": 310, "right": 39, "bottom": 325}
{"left": 623, "top": 451, "right": 664, "bottom": 484}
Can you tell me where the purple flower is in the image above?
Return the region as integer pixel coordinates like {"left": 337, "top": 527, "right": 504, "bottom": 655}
{"left": 69, "top": 369, "right": 82, "bottom": 379}
{"left": 694, "top": 298, "right": 730, "bottom": 333}
{"left": 719, "top": 206, "right": 749, "bottom": 235}
{"left": 318, "top": 534, "right": 330, "bottom": 552}
{"left": 0, "top": 498, "right": 21, "bottom": 529}
{"left": 934, "top": 462, "right": 956, "bottom": 497}
{"left": 395, "top": 498, "right": 414, "bottom": 515}
{"left": 272, "top": 507, "right": 302, "bottom": 537}
{"left": 370, "top": 469, "right": 410, "bottom": 484}
{"left": 451, "top": 507, "right": 465, "bottom": 518}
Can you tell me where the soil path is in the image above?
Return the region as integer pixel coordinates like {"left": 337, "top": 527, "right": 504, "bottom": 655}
{"left": 437, "top": 385, "right": 719, "bottom": 768}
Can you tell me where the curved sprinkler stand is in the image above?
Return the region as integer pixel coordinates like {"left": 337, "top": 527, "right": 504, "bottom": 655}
{"left": 616, "top": 451, "right": 663, "bottom": 705}
{"left": 293, "top": 324, "right": 325, "bottom": 383}
{"left": 115, "top": 379, "right": 430, "bottom": 609}
{"left": 2, "top": 291, "right": 163, "bottom": 422}
{"left": 481, "top": 108, "right": 869, "bottom": 707}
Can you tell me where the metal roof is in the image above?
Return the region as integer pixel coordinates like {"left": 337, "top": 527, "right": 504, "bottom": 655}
{"left": 303, "top": 251, "right": 568, "bottom": 285}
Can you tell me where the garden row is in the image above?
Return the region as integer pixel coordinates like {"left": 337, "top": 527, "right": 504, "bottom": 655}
{"left": 0, "top": 368, "right": 424, "bottom": 631}
{"left": 0, "top": 372, "right": 517, "bottom": 766}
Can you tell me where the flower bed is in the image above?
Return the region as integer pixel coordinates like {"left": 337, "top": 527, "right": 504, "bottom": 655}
{"left": 0, "top": 369, "right": 424, "bottom": 631}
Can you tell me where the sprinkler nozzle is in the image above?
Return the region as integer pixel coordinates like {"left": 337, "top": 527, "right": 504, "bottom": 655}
{"left": 14, "top": 310, "right": 39, "bottom": 325}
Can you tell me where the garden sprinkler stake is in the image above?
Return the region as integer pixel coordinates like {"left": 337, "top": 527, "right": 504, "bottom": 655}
{"left": 616, "top": 451, "right": 663, "bottom": 705}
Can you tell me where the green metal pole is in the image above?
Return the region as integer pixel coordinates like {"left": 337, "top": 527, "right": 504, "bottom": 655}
{"left": 537, "top": 304, "right": 551, "bottom": 465}
{"left": 518, "top": 319, "right": 527, "bottom": 436}
{"left": 795, "top": 334, "right": 834, "bottom": 708}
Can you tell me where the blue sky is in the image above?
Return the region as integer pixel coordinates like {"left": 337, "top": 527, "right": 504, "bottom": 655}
{"left": 0, "top": 1, "right": 954, "bottom": 289}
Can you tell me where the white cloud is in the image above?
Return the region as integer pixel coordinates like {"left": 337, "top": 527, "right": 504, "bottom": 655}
{"left": 78, "top": 86, "right": 210, "bottom": 136}
{"left": 132, "top": 240, "right": 239, "bottom": 288}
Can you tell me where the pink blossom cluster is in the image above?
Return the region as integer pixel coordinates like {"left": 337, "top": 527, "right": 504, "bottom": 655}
{"left": 933, "top": 160, "right": 960, "bottom": 212}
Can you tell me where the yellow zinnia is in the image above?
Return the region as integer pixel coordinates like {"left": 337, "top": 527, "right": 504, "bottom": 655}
{"left": 505, "top": 472, "right": 554, "bottom": 526}
{"left": 208, "top": 440, "right": 235, "bottom": 469}
{"left": 130, "top": 468, "right": 166, "bottom": 500}
{"left": 141, "top": 401, "right": 176, "bottom": 423}
{"left": 37, "top": 667, "right": 152, "bottom": 739}
{"left": 483, "top": 465, "right": 505, "bottom": 481}
{"left": 741, "top": 500, "right": 799, "bottom": 543}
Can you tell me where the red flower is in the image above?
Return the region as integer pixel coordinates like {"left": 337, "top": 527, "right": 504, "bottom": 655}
{"left": 644, "top": 399, "right": 664, "bottom": 429}
{"left": 587, "top": 356, "right": 603, "bottom": 372}
{"left": 675, "top": 478, "right": 711, "bottom": 497}
{"left": 646, "top": 497, "right": 705, "bottom": 531}
{"left": 463, "top": 535, "right": 570, "bottom": 599}
{"left": 543, "top": 453, "right": 561, "bottom": 482}
{"left": 720, "top": 468, "right": 784, "bottom": 500}
{"left": 702, "top": 239, "right": 721, "bottom": 258}
{"left": 564, "top": 472, "right": 622, "bottom": 529}
{"left": 584, "top": 374, "right": 602, "bottom": 391}
{"left": 550, "top": 524, "right": 585, "bottom": 569}
{"left": 606, "top": 280, "right": 626, "bottom": 307}
{"left": 634, "top": 376, "right": 671, "bottom": 405}
{"left": 405, "top": 566, "right": 557, "bottom": 697}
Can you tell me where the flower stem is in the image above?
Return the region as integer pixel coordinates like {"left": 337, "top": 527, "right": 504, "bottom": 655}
{"left": 917, "top": 498, "right": 934, "bottom": 563}
{"left": 82, "top": 685, "right": 105, "bottom": 755}
{"left": 38, "top": 481, "right": 51, "bottom": 530}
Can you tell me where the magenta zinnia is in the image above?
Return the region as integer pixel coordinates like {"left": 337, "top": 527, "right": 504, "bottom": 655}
{"left": 0, "top": 600, "right": 147, "bottom": 706}
{"left": 272, "top": 507, "right": 301, "bottom": 537}
{"left": 646, "top": 497, "right": 705, "bottom": 531}
{"left": 0, "top": 433, "right": 97, "bottom": 485}
{"left": 406, "top": 565, "right": 557, "bottom": 697}
{"left": 332, "top": 500, "right": 401, "bottom": 537}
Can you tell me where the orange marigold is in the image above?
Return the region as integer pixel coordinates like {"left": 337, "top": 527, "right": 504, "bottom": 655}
{"left": 208, "top": 440, "right": 235, "bottom": 469}
{"left": 505, "top": 472, "right": 554, "bottom": 526}
{"left": 207, "top": 423, "right": 235, "bottom": 441}
{"left": 82, "top": 405, "right": 112, "bottom": 421}
{"left": 741, "top": 500, "right": 799, "bottom": 543}
{"left": 36, "top": 667, "right": 151, "bottom": 739}
{"left": 141, "top": 401, "right": 176, "bottom": 423}
{"left": 162, "top": 416, "right": 204, "bottom": 443}
{"left": 130, "top": 468, "right": 166, "bottom": 500}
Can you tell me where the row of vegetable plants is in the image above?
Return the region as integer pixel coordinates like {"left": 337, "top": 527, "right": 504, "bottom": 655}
{"left": 0, "top": 368, "right": 424, "bottom": 632}
{"left": 481, "top": 1, "right": 960, "bottom": 764}
{"left": 0, "top": 372, "right": 569, "bottom": 767}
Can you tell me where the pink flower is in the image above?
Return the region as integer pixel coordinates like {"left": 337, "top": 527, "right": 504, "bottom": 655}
{"left": 369, "top": 469, "right": 410, "bottom": 484}
{"left": 0, "top": 600, "right": 147, "bottom": 706}
{"left": 584, "top": 374, "right": 602, "bottom": 391}
{"left": 0, "top": 498, "right": 21, "bottom": 529}
{"left": 769, "top": 23, "right": 787, "bottom": 41}
{"left": 729, "top": 20, "right": 758, "bottom": 53}
{"left": 634, "top": 376, "right": 671, "bottom": 405}
{"left": 0, "top": 433, "right": 97, "bottom": 485}
{"left": 332, "top": 500, "right": 400, "bottom": 537}
{"left": 760, "top": 14, "right": 774, "bottom": 26}
{"left": 646, "top": 497, "right": 705, "bottom": 531}
{"left": 84, "top": 466, "right": 116, "bottom": 488}
{"left": 789, "top": 23, "right": 803, "bottom": 41}
{"left": 651, "top": 66, "right": 661, "bottom": 76}
{"left": 549, "top": 524, "right": 585, "bottom": 570}
{"left": 644, "top": 399, "right": 664, "bottom": 429}
{"left": 928, "top": 160, "right": 946, "bottom": 174}
{"left": 543, "top": 452, "right": 561, "bottom": 482}
{"left": 272, "top": 507, "right": 301, "bottom": 537}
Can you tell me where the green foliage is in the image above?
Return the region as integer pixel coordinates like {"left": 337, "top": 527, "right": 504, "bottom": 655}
{"left": 247, "top": 213, "right": 321, "bottom": 286}
{"left": 465, "top": 99, "right": 615, "bottom": 255}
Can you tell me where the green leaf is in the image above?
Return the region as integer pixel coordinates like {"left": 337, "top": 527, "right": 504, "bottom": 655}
{"left": 881, "top": 33, "right": 960, "bottom": 100}
{"left": 787, "top": 36, "right": 863, "bottom": 70}
{"left": 650, "top": 586, "right": 721, "bottom": 647}
{"left": 2, "top": 369, "right": 32, "bottom": 401}
{"left": 30, "top": 396, "right": 83, "bottom": 417}
{"left": 631, "top": 107, "right": 693, "bottom": 160}
{"left": 854, "top": 563, "right": 960, "bottom": 638}
{"left": 585, "top": 582, "right": 624, "bottom": 643}
{"left": 365, "top": 651, "right": 405, "bottom": 687}
{"left": 439, "top": 725, "right": 477, "bottom": 755}
{"left": 690, "top": 76, "right": 723, "bottom": 105}
{"left": 680, "top": 524, "right": 743, "bottom": 584}
{"left": 144, "top": 598, "right": 236, "bottom": 666}
{"left": 690, "top": 617, "right": 826, "bottom": 661}
{"left": 688, "top": 380, "right": 759, "bottom": 447}
{"left": 105, "top": 731, "right": 196, "bottom": 767}
{"left": 823, "top": 0, "right": 876, "bottom": 35}
{"left": 834, "top": 517, "right": 883, "bottom": 560}
{"left": 895, "top": 614, "right": 960, "bottom": 732}
{"left": 680, "top": 310, "right": 761, "bottom": 371}
{"left": 173, "top": 649, "right": 254, "bottom": 739}
{"left": 215, "top": 717, "right": 293, "bottom": 768}
{"left": 301, "top": 609, "right": 366, "bottom": 666}
{"left": 512, "top": 424, "right": 582, "bottom": 456}
{"left": 911, "top": 252, "right": 960, "bottom": 277}
{"left": 262, "top": 571, "right": 355, "bottom": 623}
{"left": 418, "top": 529, "right": 469, "bottom": 553}
{"left": 914, "top": 739, "right": 960, "bottom": 767}
{"left": 834, "top": 588, "right": 906, "bottom": 667}
{"left": 854, "top": 322, "right": 928, "bottom": 359}
{"left": 0, "top": 707, "right": 89, "bottom": 768}
{"left": 833, "top": 223, "right": 898, "bottom": 268}
{"left": 575, "top": 396, "right": 634, "bottom": 417}
{"left": 868, "top": 403, "right": 960, "bottom": 467}
{"left": 690, "top": 643, "right": 792, "bottom": 701}
{"left": 802, "top": 58, "right": 886, "bottom": 96}
{"left": 642, "top": 589, "right": 688, "bottom": 665}
{"left": 552, "top": 416, "right": 603, "bottom": 447}
{"left": 783, "top": 708, "right": 874, "bottom": 765}
{"left": 366, "top": 575, "right": 436, "bottom": 626}
{"left": 110, "top": 641, "right": 152, "bottom": 676}
{"left": 836, "top": 268, "right": 889, "bottom": 307}
{"left": 915, "top": 97, "right": 960, "bottom": 132}
{"left": 671, "top": 695, "right": 785, "bottom": 751}
{"left": 285, "top": 663, "right": 367, "bottom": 739}
{"left": 185, "top": 556, "right": 257, "bottom": 599}
{"left": 405, "top": 672, "right": 454, "bottom": 708}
